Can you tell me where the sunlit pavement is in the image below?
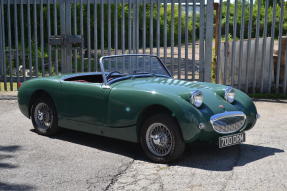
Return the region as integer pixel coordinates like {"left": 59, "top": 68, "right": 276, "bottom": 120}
{"left": 0, "top": 98, "right": 286, "bottom": 191}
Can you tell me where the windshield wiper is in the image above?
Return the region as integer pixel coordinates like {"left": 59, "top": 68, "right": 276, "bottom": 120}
{"left": 132, "top": 71, "right": 156, "bottom": 76}
{"left": 153, "top": 74, "right": 170, "bottom": 78}
{"left": 132, "top": 72, "right": 170, "bottom": 78}
{"left": 133, "top": 71, "right": 149, "bottom": 74}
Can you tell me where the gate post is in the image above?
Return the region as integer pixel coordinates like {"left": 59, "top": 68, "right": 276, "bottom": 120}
{"left": 0, "top": 2, "right": 4, "bottom": 81}
{"left": 0, "top": 2, "right": 3, "bottom": 83}
{"left": 65, "top": 0, "right": 72, "bottom": 73}
{"left": 204, "top": 0, "right": 214, "bottom": 82}
{"left": 60, "top": 1, "right": 67, "bottom": 73}
{"left": 60, "top": 0, "right": 73, "bottom": 74}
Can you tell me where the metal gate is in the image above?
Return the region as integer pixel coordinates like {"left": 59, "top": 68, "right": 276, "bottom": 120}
{"left": 214, "top": 0, "right": 287, "bottom": 94}
{"left": 0, "top": 0, "right": 214, "bottom": 91}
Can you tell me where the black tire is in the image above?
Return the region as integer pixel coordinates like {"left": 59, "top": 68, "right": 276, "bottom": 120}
{"left": 140, "top": 113, "right": 186, "bottom": 163}
{"left": 31, "top": 96, "right": 59, "bottom": 136}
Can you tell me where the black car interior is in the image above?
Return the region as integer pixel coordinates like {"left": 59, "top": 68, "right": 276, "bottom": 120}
{"left": 64, "top": 74, "right": 104, "bottom": 83}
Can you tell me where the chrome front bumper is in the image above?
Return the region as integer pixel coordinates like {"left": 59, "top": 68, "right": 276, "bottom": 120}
{"left": 210, "top": 111, "right": 247, "bottom": 134}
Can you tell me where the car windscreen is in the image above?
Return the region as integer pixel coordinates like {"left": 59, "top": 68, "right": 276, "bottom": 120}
{"left": 100, "top": 55, "right": 170, "bottom": 77}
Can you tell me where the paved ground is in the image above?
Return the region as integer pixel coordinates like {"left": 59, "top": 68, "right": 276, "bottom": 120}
{"left": 0, "top": 98, "right": 286, "bottom": 191}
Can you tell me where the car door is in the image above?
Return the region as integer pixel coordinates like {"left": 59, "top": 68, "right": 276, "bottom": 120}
{"left": 57, "top": 81, "right": 110, "bottom": 133}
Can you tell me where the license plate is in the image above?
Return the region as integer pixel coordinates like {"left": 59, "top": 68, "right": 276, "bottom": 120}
{"left": 219, "top": 132, "right": 245, "bottom": 148}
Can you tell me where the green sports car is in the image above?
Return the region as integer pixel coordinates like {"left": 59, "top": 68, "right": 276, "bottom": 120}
{"left": 18, "top": 54, "right": 259, "bottom": 163}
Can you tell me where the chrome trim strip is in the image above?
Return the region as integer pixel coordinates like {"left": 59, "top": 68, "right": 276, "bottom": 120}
{"left": 101, "top": 84, "right": 111, "bottom": 89}
{"left": 210, "top": 111, "right": 247, "bottom": 134}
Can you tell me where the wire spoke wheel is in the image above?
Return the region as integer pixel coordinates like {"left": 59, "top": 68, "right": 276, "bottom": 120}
{"left": 33, "top": 102, "right": 53, "bottom": 133}
{"left": 146, "top": 123, "right": 174, "bottom": 157}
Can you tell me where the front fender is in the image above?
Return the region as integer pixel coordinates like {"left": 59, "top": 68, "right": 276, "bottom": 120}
{"left": 107, "top": 88, "right": 204, "bottom": 142}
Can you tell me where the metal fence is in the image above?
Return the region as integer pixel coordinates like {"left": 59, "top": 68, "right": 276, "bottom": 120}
{"left": 1, "top": 0, "right": 287, "bottom": 95}
{"left": 0, "top": 0, "right": 214, "bottom": 91}
{"left": 214, "top": 0, "right": 287, "bottom": 94}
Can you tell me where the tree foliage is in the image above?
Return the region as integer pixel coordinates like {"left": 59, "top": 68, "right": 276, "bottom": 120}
{"left": 220, "top": 1, "right": 287, "bottom": 39}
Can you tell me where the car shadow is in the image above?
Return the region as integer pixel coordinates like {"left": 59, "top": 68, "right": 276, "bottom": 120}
{"left": 0, "top": 145, "right": 35, "bottom": 191}
{"left": 33, "top": 129, "right": 284, "bottom": 171}
{"left": 44, "top": 129, "right": 141, "bottom": 159}
{"left": 172, "top": 142, "right": 284, "bottom": 171}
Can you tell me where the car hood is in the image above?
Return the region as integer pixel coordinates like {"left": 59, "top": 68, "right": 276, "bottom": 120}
{"left": 111, "top": 77, "right": 256, "bottom": 115}
{"left": 111, "top": 77, "right": 227, "bottom": 95}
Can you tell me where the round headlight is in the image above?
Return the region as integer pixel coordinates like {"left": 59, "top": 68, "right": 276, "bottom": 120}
{"left": 225, "top": 87, "right": 235, "bottom": 103}
{"left": 190, "top": 90, "right": 203, "bottom": 108}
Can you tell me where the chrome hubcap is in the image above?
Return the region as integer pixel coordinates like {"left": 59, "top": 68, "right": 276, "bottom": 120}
{"left": 37, "top": 111, "right": 44, "bottom": 121}
{"left": 34, "top": 103, "right": 53, "bottom": 133}
{"left": 151, "top": 133, "right": 168, "bottom": 146}
{"left": 146, "top": 123, "right": 174, "bottom": 157}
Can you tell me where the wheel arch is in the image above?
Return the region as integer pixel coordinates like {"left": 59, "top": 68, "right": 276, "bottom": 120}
{"left": 28, "top": 89, "right": 55, "bottom": 118}
{"left": 136, "top": 104, "right": 184, "bottom": 140}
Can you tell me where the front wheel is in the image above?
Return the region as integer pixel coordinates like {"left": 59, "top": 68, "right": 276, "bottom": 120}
{"left": 140, "top": 113, "right": 185, "bottom": 163}
{"left": 31, "top": 96, "right": 59, "bottom": 136}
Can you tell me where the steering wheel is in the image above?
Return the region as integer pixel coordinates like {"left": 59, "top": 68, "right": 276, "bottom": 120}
{"left": 106, "top": 71, "right": 121, "bottom": 81}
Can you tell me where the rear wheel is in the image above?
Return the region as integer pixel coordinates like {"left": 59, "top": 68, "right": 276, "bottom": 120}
{"left": 31, "top": 96, "right": 59, "bottom": 136}
{"left": 140, "top": 113, "right": 185, "bottom": 163}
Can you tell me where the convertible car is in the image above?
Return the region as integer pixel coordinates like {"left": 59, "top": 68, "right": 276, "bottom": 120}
{"left": 18, "top": 54, "right": 259, "bottom": 163}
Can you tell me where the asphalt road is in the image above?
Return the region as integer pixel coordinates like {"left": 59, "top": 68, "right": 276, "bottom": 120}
{"left": 0, "top": 99, "right": 286, "bottom": 191}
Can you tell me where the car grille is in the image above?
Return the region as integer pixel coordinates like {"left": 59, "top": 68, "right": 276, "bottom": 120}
{"left": 210, "top": 111, "right": 246, "bottom": 134}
